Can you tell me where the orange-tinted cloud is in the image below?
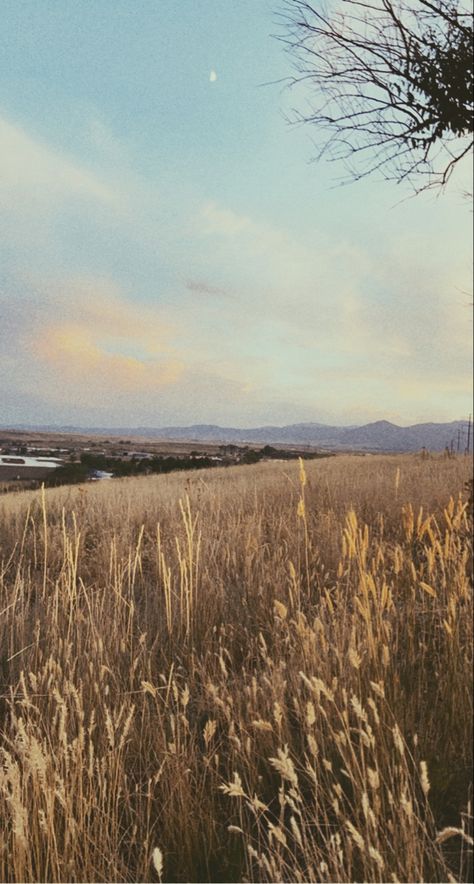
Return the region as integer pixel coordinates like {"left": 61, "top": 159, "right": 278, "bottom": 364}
{"left": 21, "top": 277, "right": 184, "bottom": 402}
{"left": 34, "top": 322, "right": 183, "bottom": 394}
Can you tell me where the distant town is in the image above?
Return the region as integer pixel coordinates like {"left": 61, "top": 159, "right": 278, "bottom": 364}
{"left": 0, "top": 429, "right": 332, "bottom": 493}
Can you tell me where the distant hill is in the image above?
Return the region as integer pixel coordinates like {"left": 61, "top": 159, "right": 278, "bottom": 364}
{"left": 1, "top": 419, "right": 470, "bottom": 452}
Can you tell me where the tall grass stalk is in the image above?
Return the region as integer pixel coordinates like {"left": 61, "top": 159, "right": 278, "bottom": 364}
{"left": 0, "top": 453, "right": 471, "bottom": 882}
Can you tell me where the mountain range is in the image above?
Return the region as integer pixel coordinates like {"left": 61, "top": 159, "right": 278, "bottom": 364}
{"left": 2, "top": 420, "right": 471, "bottom": 452}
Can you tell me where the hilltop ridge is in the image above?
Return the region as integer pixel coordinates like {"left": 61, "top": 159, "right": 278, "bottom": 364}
{"left": 2, "top": 419, "right": 469, "bottom": 452}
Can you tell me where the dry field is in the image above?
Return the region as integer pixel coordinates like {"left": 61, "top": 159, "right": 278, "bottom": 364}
{"left": 0, "top": 429, "right": 225, "bottom": 459}
{"left": 0, "top": 454, "right": 472, "bottom": 883}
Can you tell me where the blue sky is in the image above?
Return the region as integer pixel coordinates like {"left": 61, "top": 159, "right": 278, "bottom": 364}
{"left": 1, "top": 0, "right": 472, "bottom": 428}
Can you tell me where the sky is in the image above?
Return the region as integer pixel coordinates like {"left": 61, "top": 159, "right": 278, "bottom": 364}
{"left": 1, "top": 0, "right": 472, "bottom": 429}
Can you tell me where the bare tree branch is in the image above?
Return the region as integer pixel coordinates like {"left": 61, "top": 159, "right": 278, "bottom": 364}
{"left": 278, "top": 0, "right": 473, "bottom": 190}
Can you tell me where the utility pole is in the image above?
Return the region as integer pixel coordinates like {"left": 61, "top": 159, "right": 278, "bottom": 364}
{"left": 466, "top": 414, "right": 472, "bottom": 455}
{"left": 457, "top": 428, "right": 461, "bottom": 454}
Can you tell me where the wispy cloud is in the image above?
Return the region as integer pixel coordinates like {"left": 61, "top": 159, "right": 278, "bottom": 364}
{"left": 2, "top": 277, "right": 184, "bottom": 409}
{"left": 193, "top": 198, "right": 472, "bottom": 422}
{"left": 34, "top": 322, "right": 182, "bottom": 394}
{"left": 0, "top": 110, "right": 471, "bottom": 427}
{"left": 0, "top": 115, "right": 115, "bottom": 210}
{"left": 185, "top": 279, "right": 231, "bottom": 298}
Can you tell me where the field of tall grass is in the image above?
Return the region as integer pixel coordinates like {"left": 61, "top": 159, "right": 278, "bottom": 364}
{"left": 0, "top": 453, "right": 472, "bottom": 883}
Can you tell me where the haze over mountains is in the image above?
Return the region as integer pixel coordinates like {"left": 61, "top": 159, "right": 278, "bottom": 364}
{"left": 3, "top": 420, "right": 470, "bottom": 452}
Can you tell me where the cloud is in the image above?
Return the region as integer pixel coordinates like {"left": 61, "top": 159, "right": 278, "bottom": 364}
{"left": 185, "top": 279, "right": 230, "bottom": 298}
{"left": 2, "top": 276, "right": 184, "bottom": 409}
{"left": 0, "top": 115, "right": 115, "bottom": 210}
{"left": 201, "top": 201, "right": 252, "bottom": 237}
{"left": 34, "top": 323, "right": 183, "bottom": 395}
{"left": 0, "top": 113, "right": 123, "bottom": 272}
{"left": 193, "top": 198, "right": 472, "bottom": 423}
{"left": 0, "top": 111, "right": 471, "bottom": 427}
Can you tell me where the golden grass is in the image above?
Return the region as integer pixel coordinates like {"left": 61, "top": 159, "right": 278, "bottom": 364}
{"left": 0, "top": 453, "right": 472, "bottom": 882}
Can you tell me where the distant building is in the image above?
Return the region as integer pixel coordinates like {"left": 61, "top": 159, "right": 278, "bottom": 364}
{"left": 88, "top": 469, "right": 114, "bottom": 481}
{"left": 0, "top": 455, "right": 63, "bottom": 481}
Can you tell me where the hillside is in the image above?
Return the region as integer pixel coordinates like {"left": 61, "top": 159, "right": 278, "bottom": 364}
{"left": 2, "top": 418, "right": 469, "bottom": 451}
{"left": 0, "top": 455, "right": 471, "bottom": 883}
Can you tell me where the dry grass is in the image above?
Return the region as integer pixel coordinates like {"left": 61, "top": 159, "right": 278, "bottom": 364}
{"left": 0, "top": 453, "right": 472, "bottom": 883}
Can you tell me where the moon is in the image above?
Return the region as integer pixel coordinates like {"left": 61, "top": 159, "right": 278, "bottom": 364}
{"left": 209, "top": 70, "right": 217, "bottom": 83}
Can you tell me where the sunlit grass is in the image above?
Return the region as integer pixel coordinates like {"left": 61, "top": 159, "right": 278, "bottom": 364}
{"left": 0, "top": 454, "right": 471, "bottom": 882}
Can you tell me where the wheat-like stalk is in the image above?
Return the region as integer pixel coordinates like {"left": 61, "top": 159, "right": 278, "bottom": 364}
{"left": 0, "top": 453, "right": 470, "bottom": 883}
